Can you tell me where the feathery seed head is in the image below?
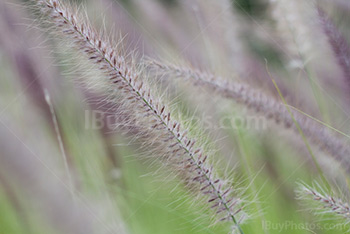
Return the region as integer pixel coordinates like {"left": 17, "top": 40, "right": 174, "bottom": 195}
{"left": 150, "top": 60, "right": 350, "bottom": 174}
{"left": 35, "top": 0, "right": 247, "bottom": 229}
{"left": 297, "top": 183, "right": 350, "bottom": 224}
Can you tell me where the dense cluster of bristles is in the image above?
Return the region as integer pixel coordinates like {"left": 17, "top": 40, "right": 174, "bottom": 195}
{"left": 151, "top": 61, "right": 350, "bottom": 173}
{"left": 36, "top": 0, "right": 245, "bottom": 229}
{"left": 298, "top": 185, "right": 350, "bottom": 222}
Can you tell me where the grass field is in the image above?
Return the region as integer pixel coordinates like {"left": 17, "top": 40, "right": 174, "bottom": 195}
{"left": 0, "top": 0, "right": 350, "bottom": 233}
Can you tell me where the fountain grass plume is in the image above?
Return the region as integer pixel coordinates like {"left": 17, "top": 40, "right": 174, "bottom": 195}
{"left": 297, "top": 183, "right": 350, "bottom": 225}
{"left": 149, "top": 60, "right": 350, "bottom": 174}
{"left": 35, "top": 0, "right": 247, "bottom": 231}
{"left": 318, "top": 7, "right": 350, "bottom": 98}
